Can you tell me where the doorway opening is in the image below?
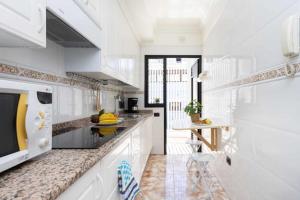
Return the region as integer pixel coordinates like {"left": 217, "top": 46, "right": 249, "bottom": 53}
{"left": 166, "top": 57, "right": 199, "bottom": 154}
{"left": 144, "top": 55, "right": 201, "bottom": 155}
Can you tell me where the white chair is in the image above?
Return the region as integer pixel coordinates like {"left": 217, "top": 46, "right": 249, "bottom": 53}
{"left": 186, "top": 139, "right": 202, "bottom": 152}
{"left": 186, "top": 140, "right": 215, "bottom": 200}
{"left": 185, "top": 139, "right": 202, "bottom": 168}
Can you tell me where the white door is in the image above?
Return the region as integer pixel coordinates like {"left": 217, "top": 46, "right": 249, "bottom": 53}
{"left": 0, "top": 0, "right": 46, "bottom": 47}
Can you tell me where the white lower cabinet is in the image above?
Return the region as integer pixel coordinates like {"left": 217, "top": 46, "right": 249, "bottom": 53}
{"left": 142, "top": 117, "right": 153, "bottom": 164}
{"left": 100, "top": 135, "right": 131, "bottom": 200}
{"left": 57, "top": 162, "right": 102, "bottom": 200}
{"left": 132, "top": 117, "right": 153, "bottom": 182}
{"left": 131, "top": 126, "right": 142, "bottom": 182}
{"left": 57, "top": 117, "right": 153, "bottom": 200}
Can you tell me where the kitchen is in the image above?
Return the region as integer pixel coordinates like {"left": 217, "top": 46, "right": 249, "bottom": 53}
{"left": 0, "top": 0, "right": 299, "bottom": 200}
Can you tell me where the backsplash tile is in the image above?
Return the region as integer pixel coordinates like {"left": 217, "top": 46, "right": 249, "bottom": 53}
{"left": 0, "top": 62, "right": 127, "bottom": 125}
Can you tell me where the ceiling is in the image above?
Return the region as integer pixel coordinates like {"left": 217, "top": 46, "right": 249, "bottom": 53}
{"left": 118, "top": 0, "right": 215, "bottom": 46}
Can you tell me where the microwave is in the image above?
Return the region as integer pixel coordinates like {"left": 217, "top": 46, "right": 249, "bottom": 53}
{"left": 0, "top": 80, "right": 52, "bottom": 173}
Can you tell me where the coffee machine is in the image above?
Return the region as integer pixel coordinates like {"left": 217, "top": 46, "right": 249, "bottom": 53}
{"left": 127, "top": 98, "right": 139, "bottom": 113}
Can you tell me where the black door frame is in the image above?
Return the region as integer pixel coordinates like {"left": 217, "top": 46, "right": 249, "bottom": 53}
{"left": 144, "top": 55, "right": 202, "bottom": 155}
{"left": 191, "top": 58, "right": 202, "bottom": 152}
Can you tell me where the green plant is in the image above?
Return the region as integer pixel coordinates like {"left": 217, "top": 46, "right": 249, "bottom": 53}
{"left": 154, "top": 98, "right": 160, "bottom": 103}
{"left": 184, "top": 100, "right": 202, "bottom": 116}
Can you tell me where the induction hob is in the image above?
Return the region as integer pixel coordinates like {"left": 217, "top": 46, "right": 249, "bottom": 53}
{"left": 52, "top": 126, "right": 126, "bottom": 149}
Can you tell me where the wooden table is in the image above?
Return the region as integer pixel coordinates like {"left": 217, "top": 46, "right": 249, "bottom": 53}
{"left": 172, "top": 120, "right": 230, "bottom": 151}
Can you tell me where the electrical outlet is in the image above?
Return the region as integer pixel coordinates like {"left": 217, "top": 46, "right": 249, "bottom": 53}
{"left": 226, "top": 156, "right": 231, "bottom": 166}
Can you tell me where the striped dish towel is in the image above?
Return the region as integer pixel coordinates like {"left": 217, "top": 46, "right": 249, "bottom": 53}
{"left": 118, "top": 160, "right": 140, "bottom": 200}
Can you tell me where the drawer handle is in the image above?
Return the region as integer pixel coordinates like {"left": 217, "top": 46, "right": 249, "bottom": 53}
{"left": 96, "top": 174, "right": 104, "bottom": 199}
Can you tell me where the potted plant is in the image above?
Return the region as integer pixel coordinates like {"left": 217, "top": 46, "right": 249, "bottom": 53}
{"left": 184, "top": 100, "right": 202, "bottom": 122}
{"left": 154, "top": 97, "right": 160, "bottom": 103}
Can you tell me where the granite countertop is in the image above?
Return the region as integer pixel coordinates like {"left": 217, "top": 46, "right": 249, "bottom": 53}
{"left": 0, "top": 111, "right": 153, "bottom": 200}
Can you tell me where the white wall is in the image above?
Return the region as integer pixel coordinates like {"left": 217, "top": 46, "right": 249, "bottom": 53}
{"left": 0, "top": 40, "right": 66, "bottom": 76}
{"left": 202, "top": 0, "right": 300, "bottom": 199}
{"left": 149, "top": 108, "right": 164, "bottom": 154}
{"left": 0, "top": 40, "right": 121, "bottom": 124}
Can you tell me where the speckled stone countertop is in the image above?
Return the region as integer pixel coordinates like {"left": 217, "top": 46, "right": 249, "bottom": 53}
{"left": 0, "top": 111, "right": 153, "bottom": 200}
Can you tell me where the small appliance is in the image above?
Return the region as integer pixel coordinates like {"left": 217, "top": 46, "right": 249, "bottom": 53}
{"left": 127, "top": 98, "right": 139, "bottom": 113}
{"left": 52, "top": 126, "right": 126, "bottom": 149}
{"left": 0, "top": 80, "right": 52, "bottom": 173}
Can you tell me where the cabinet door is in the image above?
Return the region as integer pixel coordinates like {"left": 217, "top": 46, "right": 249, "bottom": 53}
{"left": 140, "top": 119, "right": 150, "bottom": 169}
{"left": 77, "top": 181, "right": 96, "bottom": 200}
{"left": 145, "top": 117, "right": 153, "bottom": 155}
{"left": 131, "top": 127, "right": 142, "bottom": 181}
{"left": 0, "top": 0, "right": 46, "bottom": 47}
{"left": 57, "top": 162, "right": 100, "bottom": 200}
{"left": 95, "top": 173, "right": 104, "bottom": 200}
{"left": 74, "top": 0, "right": 101, "bottom": 28}
{"left": 98, "top": 0, "right": 141, "bottom": 86}
{"left": 100, "top": 135, "right": 132, "bottom": 200}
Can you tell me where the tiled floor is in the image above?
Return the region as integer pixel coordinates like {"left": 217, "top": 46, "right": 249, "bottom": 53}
{"left": 140, "top": 155, "right": 230, "bottom": 200}
{"left": 167, "top": 130, "right": 193, "bottom": 154}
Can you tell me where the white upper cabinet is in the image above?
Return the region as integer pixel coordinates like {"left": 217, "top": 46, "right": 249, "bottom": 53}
{"left": 64, "top": 0, "right": 141, "bottom": 88}
{"left": 0, "top": 0, "right": 46, "bottom": 47}
{"left": 100, "top": 0, "right": 140, "bottom": 88}
{"left": 74, "top": 0, "right": 101, "bottom": 28}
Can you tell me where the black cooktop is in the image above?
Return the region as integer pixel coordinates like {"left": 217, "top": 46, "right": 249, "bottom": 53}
{"left": 52, "top": 126, "right": 126, "bottom": 149}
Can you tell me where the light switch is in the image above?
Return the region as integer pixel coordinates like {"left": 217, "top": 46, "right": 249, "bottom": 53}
{"left": 154, "top": 112, "right": 160, "bottom": 117}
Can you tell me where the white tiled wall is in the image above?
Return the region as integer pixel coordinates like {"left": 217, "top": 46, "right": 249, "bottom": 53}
{"left": 53, "top": 85, "right": 98, "bottom": 123}
{"left": 53, "top": 85, "right": 120, "bottom": 123}
{"left": 203, "top": 0, "right": 300, "bottom": 199}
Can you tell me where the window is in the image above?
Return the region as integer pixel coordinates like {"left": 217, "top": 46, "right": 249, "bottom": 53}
{"left": 145, "top": 56, "right": 165, "bottom": 107}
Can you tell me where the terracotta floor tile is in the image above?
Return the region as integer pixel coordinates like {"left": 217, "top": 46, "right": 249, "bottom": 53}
{"left": 140, "top": 155, "right": 230, "bottom": 200}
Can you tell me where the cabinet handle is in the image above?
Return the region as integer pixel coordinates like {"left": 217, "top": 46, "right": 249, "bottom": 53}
{"left": 37, "top": 5, "right": 45, "bottom": 33}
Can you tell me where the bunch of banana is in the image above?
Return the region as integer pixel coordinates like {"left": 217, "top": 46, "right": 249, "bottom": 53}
{"left": 99, "top": 113, "right": 118, "bottom": 124}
